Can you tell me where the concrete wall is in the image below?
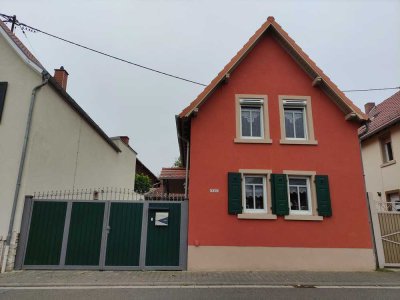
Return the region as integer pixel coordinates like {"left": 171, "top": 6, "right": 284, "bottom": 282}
{"left": 0, "top": 32, "right": 136, "bottom": 270}
{"left": 361, "top": 123, "right": 400, "bottom": 206}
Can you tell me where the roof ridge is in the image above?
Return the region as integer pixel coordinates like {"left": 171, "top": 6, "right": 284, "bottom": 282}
{"left": 178, "top": 17, "right": 367, "bottom": 121}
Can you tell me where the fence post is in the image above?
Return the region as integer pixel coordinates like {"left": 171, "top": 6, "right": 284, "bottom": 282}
{"left": 368, "top": 193, "right": 385, "bottom": 268}
{"left": 13, "top": 196, "right": 34, "bottom": 270}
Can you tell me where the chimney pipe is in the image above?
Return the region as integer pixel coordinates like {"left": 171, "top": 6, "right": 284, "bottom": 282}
{"left": 364, "top": 102, "right": 375, "bottom": 114}
{"left": 120, "top": 136, "right": 129, "bottom": 145}
{"left": 54, "top": 66, "right": 69, "bottom": 90}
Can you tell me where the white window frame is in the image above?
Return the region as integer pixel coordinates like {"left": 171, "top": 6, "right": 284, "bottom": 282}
{"left": 287, "top": 176, "right": 312, "bottom": 215}
{"left": 239, "top": 99, "right": 264, "bottom": 139}
{"left": 242, "top": 174, "right": 267, "bottom": 213}
{"left": 283, "top": 100, "right": 308, "bottom": 140}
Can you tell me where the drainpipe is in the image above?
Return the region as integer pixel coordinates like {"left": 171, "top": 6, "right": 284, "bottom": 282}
{"left": 6, "top": 75, "right": 49, "bottom": 247}
{"left": 184, "top": 142, "right": 190, "bottom": 200}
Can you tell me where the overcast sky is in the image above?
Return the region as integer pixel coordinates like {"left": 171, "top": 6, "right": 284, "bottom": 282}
{"left": 2, "top": 0, "right": 400, "bottom": 175}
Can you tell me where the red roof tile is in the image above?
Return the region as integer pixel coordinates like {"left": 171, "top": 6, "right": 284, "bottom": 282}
{"left": 178, "top": 16, "right": 366, "bottom": 121}
{"left": 359, "top": 91, "right": 400, "bottom": 139}
{"left": 0, "top": 19, "right": 44, "bottom": 70}
{"left": 159, "top": 168, "right": 186, "bottom": 179}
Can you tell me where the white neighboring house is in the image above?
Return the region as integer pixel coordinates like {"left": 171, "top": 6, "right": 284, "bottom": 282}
{"left": 0, "top": 20, "right": 137, "bottom": 271}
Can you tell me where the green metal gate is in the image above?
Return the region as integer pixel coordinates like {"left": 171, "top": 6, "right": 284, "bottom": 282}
{"left": 15, "top": 198, "right": 187, "bottom": 270}
{"left": 146, "top": 203, "right": 181, "bottom": 267}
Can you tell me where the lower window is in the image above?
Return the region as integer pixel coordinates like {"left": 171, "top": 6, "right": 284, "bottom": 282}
{"left": 288, "top": 177, "right": 312, "bottom": 215}
{"left": 243, "top": 175, "right": 267, "bottom": 213}
{"left": 387, "top": 192, "right": 400, "bottom": 212}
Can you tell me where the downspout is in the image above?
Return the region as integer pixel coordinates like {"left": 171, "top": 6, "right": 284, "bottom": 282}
{"left": 6, "top": 75, "right": 49, "bottom": 246}
{"left": 184, "top": 141, "right": 190, "bottom": 199}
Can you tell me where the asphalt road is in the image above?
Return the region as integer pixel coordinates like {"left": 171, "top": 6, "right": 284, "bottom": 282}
{"left": 0, "top": 286, "right": 399, "bottom": 300}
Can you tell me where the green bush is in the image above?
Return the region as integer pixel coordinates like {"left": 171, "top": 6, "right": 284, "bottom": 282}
{"left": 134, "top": 173, "right": 151, "bottom": 194}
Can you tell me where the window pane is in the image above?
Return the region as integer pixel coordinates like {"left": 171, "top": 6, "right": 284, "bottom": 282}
{"left": 284, "top": 111, "right": 294, "bottom": 138}
{"left": 245, "top": 177, "right": 263, "bottom": 184}
{"left": 289, "top": 178, "right": 307, "bottom": 186}
{"left": 251, "top": 110, "right": 261, "bottom": 137}
{"left": 299, "top": 187, "right": 309, "bottom": 210}
{"left": 241, "top": 110, "right": 251, "bottom": 137}
{"left": 294, "top": 111, "right": 305, "bottom": 138}
{"left": 245, "top": 185, "right": 254, "bottom": 209}
{"left": 386, "top": 142, "right": 394, "bottom": 161}
{"left": 254, "top": 186, "right": 264, "bottom": 209}
{"left": 289, "top": 186, "right": 299, "bottom": 210}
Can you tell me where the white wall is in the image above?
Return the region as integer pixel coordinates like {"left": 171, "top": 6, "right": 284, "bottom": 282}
{"left": 0, "top": 31, "right": 137, "bottom": 269}
{"left": 361, "top": 123, "right": 400, "bottom": 206}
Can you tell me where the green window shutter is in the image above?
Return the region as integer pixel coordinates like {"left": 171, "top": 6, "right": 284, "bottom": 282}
{"left": 271, "top": 174, "right": 289, "bottom": 216}
{"left": 315, "top": 175, "right": 332, "bottom": 217}
{"left": 228, "top": 172, "right": 242, "bottom": 215}
{"left": 0, "top": 82, "right": 8, "bottom": 122}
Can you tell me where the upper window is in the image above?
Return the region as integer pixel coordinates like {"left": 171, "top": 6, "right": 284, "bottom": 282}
{"left": 284, "top": 105, "right": 307, "bottom": 139}
{"left": 243, "top": 175, "right": 267, "bottom": 213}
{"left": 288, "top": 176, "right": 312, "bottom": 215}
{"left": 381, "top": 136, "right": 394, "bottom": 163}
{"left": 240, "top": 100, "right": 263, "bottom": 138}
{"left": 279, "top": 96, "right": 317, "bottom": 145}
{"left": 235, "top": 95, "right": 271, "bottom": 144}
{"left": 0, "top": 82, "right": 8, "bottom": 123}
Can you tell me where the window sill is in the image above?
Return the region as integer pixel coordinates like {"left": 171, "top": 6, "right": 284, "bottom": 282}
{"left": 234, "top": 138, "right": 272, "bottom": 144}
{"left": 284, "top": 215, "right": 323, "bottom": 221}
{"left": 381, "top": 160, "right": 396, "bottom": 168}
{"left": 238, "top": 213, "right": 277, "bottom": 220}
{"left": 280, "top": 139, "right": 318, "bottom": 145}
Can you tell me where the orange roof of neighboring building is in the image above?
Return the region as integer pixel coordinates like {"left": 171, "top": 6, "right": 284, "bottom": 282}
{"left": 360, "top": 91, "right": 400, "bottom": 140}
{"left": 178, "top": 16, "right": 366, "bottom": 121}
{"left": 159, "top": 168, "right": 186, "bottom": 180}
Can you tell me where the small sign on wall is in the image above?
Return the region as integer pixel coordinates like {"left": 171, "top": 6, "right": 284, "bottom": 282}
{"left": 155, "top": 212, "right": 169, "bottom": 226}
{"left": 209, "top": 189, "right": 219, "bottom": 193}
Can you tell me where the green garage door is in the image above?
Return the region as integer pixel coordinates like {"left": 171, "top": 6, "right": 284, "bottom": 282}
{"left": 65, "top": 202, "right": 105, "bottom": 266}
{"left": 145, "top": 203, "right": 181, "bottom": 266}
{"left": 105, "top": 203, "right": 143, "bottom": 266}
{"left": 24, "top": 201, "right": 67, "bottom": 265}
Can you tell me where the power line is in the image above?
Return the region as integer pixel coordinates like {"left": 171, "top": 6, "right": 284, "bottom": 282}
{"left": 0, "top": 13, "right": 399, "bottom": 93}
{"left": 0, "top": 13, "right": 207, "bottom": 87}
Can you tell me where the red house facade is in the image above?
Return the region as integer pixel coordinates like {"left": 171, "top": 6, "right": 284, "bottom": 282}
{"left": 176, "top": 17, "right": 375, "bottom": 271}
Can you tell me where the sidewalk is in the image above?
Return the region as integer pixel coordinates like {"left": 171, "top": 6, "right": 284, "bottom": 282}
{"left": 0, "top": 270, "right": 399, "bottom": 287}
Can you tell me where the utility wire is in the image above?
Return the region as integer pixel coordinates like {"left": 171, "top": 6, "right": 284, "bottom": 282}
{"left": 0, "top": 13, "right": 207, "bottom": 86}
{"left": 0, "top": 13, "right": 399, "bottom": 93}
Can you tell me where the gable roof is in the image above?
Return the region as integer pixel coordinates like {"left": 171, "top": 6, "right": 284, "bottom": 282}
{"left": 359, "top": 91, "right": 400, "bottom": 140}
{"left": 178, "top": 16, "right": 367, "bottom": 121}
{"left": 159, "top": 168, "right": 186, "bottom": 180}
{"left": 0, "top": 19, "right": 121, "bottom": 153}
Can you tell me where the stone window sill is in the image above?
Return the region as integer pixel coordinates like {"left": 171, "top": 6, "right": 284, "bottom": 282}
{"left": 280, "top": 139, "right": 318, "bottom": 145}
{"left": 381, "top": 160, "right": 396, "bottom": 168}
{"left": 284, "top": 215, "right": 323, "bottom": 221}
{"left": 234, "top": 138, "right": 272, "bottom": 144}
{"left": 238, "top": 213, "right": 277, "bottom": 220}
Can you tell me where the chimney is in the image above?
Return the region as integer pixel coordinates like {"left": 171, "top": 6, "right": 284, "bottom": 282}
{"left": 120, "top": 136, "right": 129, "bottom": 145}
{"left": 364, "top": 102, "right": 375, "bottom": 114}
{"left": 54, "top": 66, "right": 69, "bottom": 90}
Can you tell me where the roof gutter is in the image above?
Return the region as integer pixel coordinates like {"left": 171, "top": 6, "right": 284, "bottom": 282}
{"left": 6, "top": 73, "right": 49, "bottom": 246}
{"left": 359, "top": 116, "right": 400, "bottom": 141}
